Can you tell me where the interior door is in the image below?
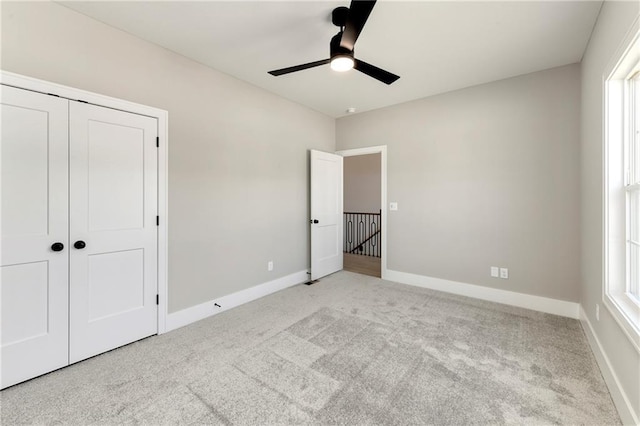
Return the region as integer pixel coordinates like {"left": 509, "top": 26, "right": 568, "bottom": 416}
{"left": 69, "top": 101, "right": 158, "bottom": 363}
{"left": 1, "top": 86, "right": 69, "bottom": 388}
{"left": 310, "top": 150, "right": 343, "bottom": 280}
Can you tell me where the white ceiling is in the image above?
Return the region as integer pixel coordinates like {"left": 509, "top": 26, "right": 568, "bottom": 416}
{"left": 60, "top": 1, "right": 603, "bottom": 118}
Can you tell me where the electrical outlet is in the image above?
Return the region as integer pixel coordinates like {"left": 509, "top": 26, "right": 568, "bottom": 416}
{"left": 499, "top": 268, "right": 509, "bottom": 279}
{"left": 389, "top": 202, "right": 398, "bottom": 211}
{"left": 596, "top": 304, "right": 600, "bottom": 321}
{"left": 267, "top": 261, "right": 273, "bottom": 271}
{"left": 491, "top": 267, "right": 499, "bottom": 278}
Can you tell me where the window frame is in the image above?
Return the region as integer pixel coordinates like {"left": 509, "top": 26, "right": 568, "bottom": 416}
{"left": 603, "top": 26, "right": 640, "bottom": 352}
{"left": 626, "top": 71, "right": 640, "bottom": 300}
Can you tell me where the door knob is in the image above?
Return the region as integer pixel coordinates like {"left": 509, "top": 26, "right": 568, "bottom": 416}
{"left": 51, "top": 242, "right": 64, "bottom": 252}
{"left": 74, "top": 240, "right": 86, "bottom": 249}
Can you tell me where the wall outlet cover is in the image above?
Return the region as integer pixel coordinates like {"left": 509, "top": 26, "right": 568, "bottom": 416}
{"left": 389, "top": 202, "right": 398, "bottom": 211}
{"left": 499, "top": 268, "right": 509, "bottom": 279}
{"left": 491, "top": 266, "right": 499, "bottom": 278}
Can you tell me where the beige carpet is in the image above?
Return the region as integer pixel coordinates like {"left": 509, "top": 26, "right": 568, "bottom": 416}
{"left": 1, "top": 271, "right": 620, "bottom": 425}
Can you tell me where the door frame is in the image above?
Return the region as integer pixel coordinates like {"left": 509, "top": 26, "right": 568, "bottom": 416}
{"left": 0, "top": 71, "right": 170, "bottom": 334}
{"left": 335, "top": 145, "right": 388, "bottom": 279}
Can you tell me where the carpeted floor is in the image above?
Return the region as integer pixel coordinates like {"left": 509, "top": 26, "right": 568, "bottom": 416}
{"left": 1, "top": 271, "right": 620, "bottom": 425}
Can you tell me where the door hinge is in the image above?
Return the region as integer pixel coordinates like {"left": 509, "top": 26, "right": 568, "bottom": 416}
{"left": 156, "top": 216, "right": 159, "bottom": 226}
{"left": 156, "top": 137, "right": 159, "bottom": 148}
{"left": 156, "top": 294, "right": 159, "bottom": 305}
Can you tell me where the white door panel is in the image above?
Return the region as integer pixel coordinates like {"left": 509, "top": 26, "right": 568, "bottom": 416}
{"left": 87, "top": 249, "right": 144, "bottom": 322}
{"left": 69, "top": 102, "right": 158, "bottom": 363}
{"left": 1, "top": 262, "right": 49, "bottom": 345}
{"left": 1, "top": 104, "right": 49, "bottom": 237}
{"left": 87, "top": 120, "right": 145, "bottom": 231}
{"left": 310, "top": 150, "right": 343, "bottom": 280}
{"left": 0, "top": 86, "right": 69, "bottom": 389}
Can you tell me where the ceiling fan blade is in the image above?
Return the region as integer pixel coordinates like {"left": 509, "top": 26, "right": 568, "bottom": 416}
{"left": 268, "top": 59, "right": 331, "bottom": 76}
{"left": 340, "top": 0, "right": 376, "bottom": 51}
{"left": 354, "top": 59, "right": 400, "bottom": 85}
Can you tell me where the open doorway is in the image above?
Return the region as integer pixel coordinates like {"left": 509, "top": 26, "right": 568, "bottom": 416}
{"left": 337, "top": 146, "right": 387, "bottom": 279}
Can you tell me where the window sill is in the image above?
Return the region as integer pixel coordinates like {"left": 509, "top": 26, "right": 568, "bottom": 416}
{"left": 603, "top": 292, "right": 640, "bottom": 354}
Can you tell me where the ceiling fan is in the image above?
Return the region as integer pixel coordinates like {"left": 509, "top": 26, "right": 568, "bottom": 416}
{"left": 267, "top": 0, "right": 400, "bottom": 85}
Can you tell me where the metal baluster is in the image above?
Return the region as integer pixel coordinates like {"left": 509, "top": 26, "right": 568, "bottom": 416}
{"left": 342, "top": 212, "right": 382, "bottom": 258}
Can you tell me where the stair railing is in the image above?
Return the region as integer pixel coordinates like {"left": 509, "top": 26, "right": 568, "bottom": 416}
{"left": 343, "top": 211, "right": 381, "bottom": 257}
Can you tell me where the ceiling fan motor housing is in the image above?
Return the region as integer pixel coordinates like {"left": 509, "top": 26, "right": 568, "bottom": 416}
{"left": 330, "top": 32, "right": 353, "bottom": 60}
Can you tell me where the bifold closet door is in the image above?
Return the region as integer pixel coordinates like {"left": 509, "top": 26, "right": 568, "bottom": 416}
{"left": 69, "top": 102, "right": 158, "bottom": 363}
{"left": 1, "top": 86, "right": 69, "bottom": 389}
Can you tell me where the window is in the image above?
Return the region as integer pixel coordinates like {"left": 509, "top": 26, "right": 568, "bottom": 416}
{"left": 628, "top": 71, "right": 640, "bottom": 300}
{"left": 604, "top": 28, "right": 640, "bottom": 346}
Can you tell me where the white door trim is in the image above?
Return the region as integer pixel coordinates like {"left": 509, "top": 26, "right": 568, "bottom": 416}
{"left": 335, "top": 146, "right": 388, "bottom": 279}
{"left": 0, "top": 70, "right": 170, "bottom": 335}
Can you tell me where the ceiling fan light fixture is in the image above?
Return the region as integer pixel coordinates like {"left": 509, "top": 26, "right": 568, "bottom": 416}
{"left": 330, "top": 55, "right": 354, "bottom": 72}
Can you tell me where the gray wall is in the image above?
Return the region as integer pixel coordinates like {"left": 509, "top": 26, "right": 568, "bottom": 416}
{"left": 344, "top": 154, "right": 381, "bottom": 213}
{"left": 0, "top": 1, "right": 335, "bottom": 313}
{"left": 337, "top": 64, "right": 581, "bottom": 302}
{"left": 580, "top": 0, "right": 640, "bottom": 419}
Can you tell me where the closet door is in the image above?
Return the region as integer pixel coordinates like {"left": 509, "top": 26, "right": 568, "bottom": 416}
{"left": 69, "top": 102, "right": 158, "bottom": 363}
{"left": 1, "top": 86, "right": 69, "bottom": 389}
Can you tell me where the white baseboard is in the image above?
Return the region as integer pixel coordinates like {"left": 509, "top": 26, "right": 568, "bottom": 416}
{"left": 164, "top": 270, "right": 308, "bottom": 333}
{"left": 385, "top": 269, "right": 580, "bottom": 319}
{"left": 580, "top": 306, "right": 639, "bottom": 425}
